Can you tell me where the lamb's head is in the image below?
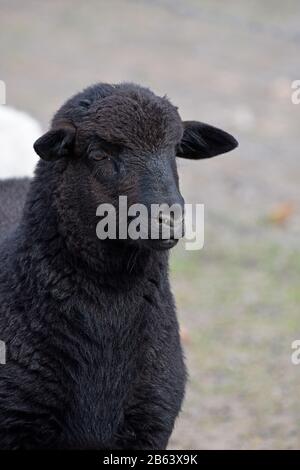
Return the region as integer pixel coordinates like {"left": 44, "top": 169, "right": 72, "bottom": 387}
{"left": 33, "top": 83, "right": 238, "bottom": 251}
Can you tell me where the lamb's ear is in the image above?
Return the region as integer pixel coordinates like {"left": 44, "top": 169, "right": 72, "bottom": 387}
{"left": 33, "top": 126, "right": 76, "bottom": 161}
{"left": 177, "top": 121, "right": 238, "bottom": 159}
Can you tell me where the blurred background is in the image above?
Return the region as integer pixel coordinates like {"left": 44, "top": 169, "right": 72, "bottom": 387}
{"left": 1, "top": 0, "right": 299, "bottom": 449}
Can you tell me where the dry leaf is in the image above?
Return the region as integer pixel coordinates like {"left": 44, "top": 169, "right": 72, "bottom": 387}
{"left": 268, "top": 202, "right": 295, "bottom": 225}
{"left": 180, "top": 326, "right": 190, "bottom": 344}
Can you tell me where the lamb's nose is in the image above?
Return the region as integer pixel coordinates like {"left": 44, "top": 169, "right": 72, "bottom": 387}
{"left": 157, "top": 212, "right": 183, "bottom": 228}
{"left": 156, "top": 211, "right": 185, "bottom": 240}
{"left": 158, "top": 213, "right": 172, "bottom": 227}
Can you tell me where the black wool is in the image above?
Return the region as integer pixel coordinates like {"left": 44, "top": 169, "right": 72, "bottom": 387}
{"left": 0, "top": 82, "right": 238, "bottom": 449}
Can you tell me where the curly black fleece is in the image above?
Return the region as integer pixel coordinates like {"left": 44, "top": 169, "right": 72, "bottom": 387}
{"left": 0, "top": 84, "right": 187, "bottom": 450}
{"left": 0, "top": 82, "right": 237, "bottom": 450}
{"left": 0, "top": 174, "right": 186, "bottom": 450}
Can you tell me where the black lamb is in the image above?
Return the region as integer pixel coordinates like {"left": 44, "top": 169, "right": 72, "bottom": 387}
{"left": 0, "top": 82, "right": 238, "bottom": 449}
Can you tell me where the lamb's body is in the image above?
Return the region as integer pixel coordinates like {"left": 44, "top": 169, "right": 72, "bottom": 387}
{"left": 0, "top": 168, "right": 185, "bottom": 449}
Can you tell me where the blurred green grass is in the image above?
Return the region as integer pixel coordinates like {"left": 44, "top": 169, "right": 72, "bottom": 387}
{"left": 169, "top": 241, "right": 300, "bottom": 449}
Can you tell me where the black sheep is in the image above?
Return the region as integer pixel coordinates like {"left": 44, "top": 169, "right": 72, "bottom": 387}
{"left": 0, "top": 178, "right": 30, "bottom": 242}
{"left": 0, "top": 83, "right": 238, "bottom": 449}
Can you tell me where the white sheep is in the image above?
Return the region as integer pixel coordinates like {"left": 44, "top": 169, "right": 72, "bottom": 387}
{"left": 0, "top": 106, "right": 41, "bottom": 178}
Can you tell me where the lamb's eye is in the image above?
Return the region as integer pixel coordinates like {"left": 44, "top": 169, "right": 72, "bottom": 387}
{"left": 91, "top": 152, "right": 111, "bottom": 162}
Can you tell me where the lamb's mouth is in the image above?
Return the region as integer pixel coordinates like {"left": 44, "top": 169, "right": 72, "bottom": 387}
{"left": 148, "top": 238, "right": 179, "bottom": 251}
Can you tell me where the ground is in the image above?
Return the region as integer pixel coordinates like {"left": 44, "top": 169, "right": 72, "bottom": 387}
{"left": 0, "top": 0, "right": 299, "bottom": 450}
